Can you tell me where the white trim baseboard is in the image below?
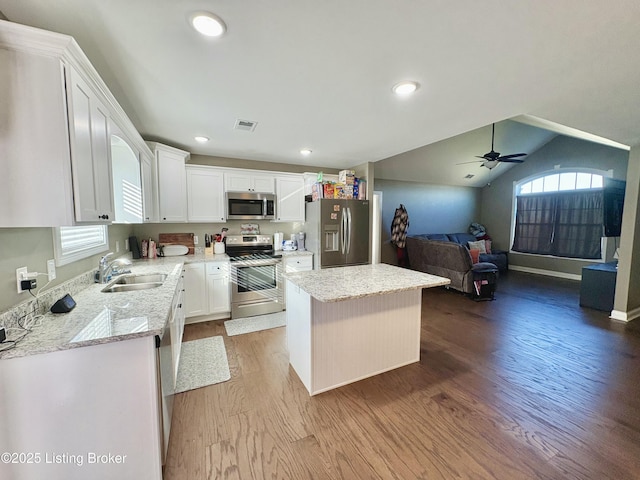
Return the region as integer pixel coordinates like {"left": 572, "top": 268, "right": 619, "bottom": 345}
{"left": 610, "top": 307, "right": 640, "bottom": 323}
{"left": 508, "top": 265, "right": 582, "bottom": 281}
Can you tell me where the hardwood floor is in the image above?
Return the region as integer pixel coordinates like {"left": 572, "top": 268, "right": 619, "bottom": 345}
{"left": 163, "top": 271, "right": 640, "bottom": 479}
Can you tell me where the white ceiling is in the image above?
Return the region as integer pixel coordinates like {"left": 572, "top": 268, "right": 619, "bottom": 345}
{"left": 1, "top": 0, "right": 638, "bottom": 184}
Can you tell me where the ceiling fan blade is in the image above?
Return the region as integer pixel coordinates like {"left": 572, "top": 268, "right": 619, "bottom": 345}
{"left": 498, "top": 153, "right": 527, "bottom": 160}
{"left": 498, "top": 158, "right": 525, "bottom": 163}
{"left": 457, "top": 160, "right": 483, "bottom": 165}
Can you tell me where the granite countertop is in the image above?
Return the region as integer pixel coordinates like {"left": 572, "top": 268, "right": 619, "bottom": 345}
{"left": 284, "top": 263, "right": 450, "bottom": 303}
{"left": 279, "top": 250, "right": 313, "bottom": 257}
{"left": 0, "top": 259, "right": 186, "bottom": 360}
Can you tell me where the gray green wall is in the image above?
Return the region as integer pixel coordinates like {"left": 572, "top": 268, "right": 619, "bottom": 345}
{"left": 0, "top": 224, "right": 133, "bottom": 312}
{"left": 480, "top": 135, "right": 629, "bottom": 276}
{"left": 374, "top": 179, "right": 481, "bottom": 265}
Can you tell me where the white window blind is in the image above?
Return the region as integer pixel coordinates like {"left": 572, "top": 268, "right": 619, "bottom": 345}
{"left": 53, "top": 225, "right": 109, "bottom": 266}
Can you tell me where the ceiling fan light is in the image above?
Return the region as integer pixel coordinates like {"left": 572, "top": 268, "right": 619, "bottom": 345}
{"left": 392, "top": 81, "right": 419, "bottom": 96}
{"left": 191, "top": 12, "right": 226, "bottom": 37}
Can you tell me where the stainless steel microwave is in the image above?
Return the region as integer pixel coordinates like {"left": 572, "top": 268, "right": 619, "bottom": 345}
{"left": 226, "top": 192, "right": 276, "bottom": 220}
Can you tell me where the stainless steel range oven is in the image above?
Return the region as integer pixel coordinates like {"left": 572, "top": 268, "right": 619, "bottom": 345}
{"left": 226, "top": 235, "right": 284, "bottom": 319}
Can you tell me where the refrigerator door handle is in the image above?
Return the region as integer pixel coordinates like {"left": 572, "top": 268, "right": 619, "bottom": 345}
{"left": 346, "top": 207, "right": 352, "bottom": 254}
{"left": 340, "top": 209, "right": 346, "bottom": 254}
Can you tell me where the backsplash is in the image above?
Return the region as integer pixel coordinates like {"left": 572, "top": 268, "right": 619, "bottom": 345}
{"left": 0, "top": 269, "right": 95, "bottom": 342}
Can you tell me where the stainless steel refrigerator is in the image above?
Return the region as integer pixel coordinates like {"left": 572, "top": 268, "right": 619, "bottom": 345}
{"left": 305, "top": 199, "right": 370, "bottom": 269}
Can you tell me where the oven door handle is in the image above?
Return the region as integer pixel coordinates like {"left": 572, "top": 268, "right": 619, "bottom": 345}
{"left": 232, "top": 259, "right": 281, "bottom": 267}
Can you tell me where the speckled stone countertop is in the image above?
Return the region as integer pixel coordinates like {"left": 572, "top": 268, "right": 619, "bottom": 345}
{"left": 279, "top": 250, "right": 313, "bottom": 257}
{"left": 284, "top": 263, "right": 450, "bottom": 303}
{"left": 0, "top": 259, "right": 186, "bottom": 360}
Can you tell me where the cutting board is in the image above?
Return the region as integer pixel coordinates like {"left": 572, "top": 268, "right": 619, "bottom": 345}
{"left": 159, "top": 233, "right": 195, "bottom": 255}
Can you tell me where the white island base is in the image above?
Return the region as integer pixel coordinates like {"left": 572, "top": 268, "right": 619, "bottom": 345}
{"left": 286, "top": 280, "right": 424, "bottom": 395}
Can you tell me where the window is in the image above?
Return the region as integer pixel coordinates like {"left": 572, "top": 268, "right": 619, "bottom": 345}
{"left": 512, "top": 171, "right": 605, "bottom": 259}
{"left": 53, "top": 225, "right": 109, "bottom": 266}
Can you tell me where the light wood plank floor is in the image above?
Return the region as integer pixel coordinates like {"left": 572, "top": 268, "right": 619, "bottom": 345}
{"left": 164, "top": 271, "right": 640, "bottom": 479}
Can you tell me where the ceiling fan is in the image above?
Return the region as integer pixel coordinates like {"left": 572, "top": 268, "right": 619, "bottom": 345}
{"left": 459, "top": 123, "right": 527, "bottom": 169}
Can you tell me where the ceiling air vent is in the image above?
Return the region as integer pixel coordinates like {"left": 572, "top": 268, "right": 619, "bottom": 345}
{"left": 234, "top": 119, "right": 258, "bottom": 132}
{"left": 465, "top": 174, "right": 475, "bottom": 179}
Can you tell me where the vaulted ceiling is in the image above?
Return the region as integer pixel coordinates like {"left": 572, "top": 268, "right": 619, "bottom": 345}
{"left": 1, "top": 1, "right": 638, "bottom": 185}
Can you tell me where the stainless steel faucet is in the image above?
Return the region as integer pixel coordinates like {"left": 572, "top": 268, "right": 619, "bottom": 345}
{"left": 95, "top": 252, "right": 133, "bottom": 283}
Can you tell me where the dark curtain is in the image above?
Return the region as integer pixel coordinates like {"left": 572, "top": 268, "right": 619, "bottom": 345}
{"left": 512, "top": 191, "right": 603, "bottom": 259}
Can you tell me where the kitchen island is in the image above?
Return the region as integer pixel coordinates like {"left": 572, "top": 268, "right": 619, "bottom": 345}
{"left": 284, "top": 263, "right": 449, "bottom": 395}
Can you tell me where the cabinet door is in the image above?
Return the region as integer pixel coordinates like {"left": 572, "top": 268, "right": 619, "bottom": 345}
{"left": 225, "top": 171, "right": 274, "bottom": 193}
{"left": 141, "top": 153, "right": 158, "bottom": 222}
{"left": 224, "top": 172, "right": 252, "bottom": 192}
{"left": 285, "top": 255, "right": 313, "bottom": 273}
{"left": 183, "top": 263, "right": 208, "bottom": 317}
{"left": 252, "top": 174, "right": 275, "bottom": 193}
{"left": 207, "top": 262, "right": 230, "bottom": 314}
{"left": 157, "top": 148, "right": 187, "bottom": 222}
{"left": 275, "top": 176, "right": 305, "bottom": 222}
{"left": 67, "top": 68, "right": 114, "bottom": 222}
{"left": 186, "top": 166, "right": 226, "bottom": 222}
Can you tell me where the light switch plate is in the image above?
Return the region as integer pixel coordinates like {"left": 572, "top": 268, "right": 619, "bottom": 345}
{"left": 194, "top": 235, "right": 199, "bottom": 245}
{"left": 47, "top": 259, "right": 56, "bottom": 281}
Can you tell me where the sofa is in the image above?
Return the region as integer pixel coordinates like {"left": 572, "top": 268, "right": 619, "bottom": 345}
{"left": 410, "top": 233, "right": 508, "bottom": 271}
{"left": 405, "top": 233, "right": 506, "bottom": 294}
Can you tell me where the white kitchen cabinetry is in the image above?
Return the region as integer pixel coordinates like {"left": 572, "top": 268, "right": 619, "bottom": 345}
{"left": 275, "top": 175, "right": 305, "bottom": 222}
{"left": 170, "top": 274, "right": 186, "bottom": 383}
{"left": 147, "top": 142, "right": 189, "bottom": 223}
{"left": 183, "top": 263, "right": 208, "bottom": 317}
{"left": 285, "top": 254, "right": 314, "bottom": 273}
{"left": 0, "top": 337, "right": 163, "bottom": 479}
{"left": 184, "top": 261, "right": 231, "bottom": 324}
{"left": 67, "top": 67, "right": 115, "bottom": 222}
{"left": 207, "top": 261, "right": 231, "bottom": 315}
{"left": 284, "top": 254, "right": 313, "bottom": 304}
{"left": 186, "top": 165, "right": 226, "bottom": 222}
{"left": 141, "top": 150, "right": 158, "bottom": 222}
{"left": 0, "top": 21, "right": 149, "bottom": 227}
{"left": 225, "top": 171, "right": 275, "bottom": 193}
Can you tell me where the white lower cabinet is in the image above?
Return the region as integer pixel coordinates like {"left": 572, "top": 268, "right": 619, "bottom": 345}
{"left": 183, "top": 263, "right": 208, "bottom": 317}
{"left": 284, "top": 254, "right": 313, "bottom": 304}
{"left": 0, "top": 337, "right": 163, "bottom": 479}
{"left": 170, "top": 275, "right": 185, "bottom": 383}
{"left": 184, "top": 261, "right": 231, "bottom": 323}
{"left": 207, "top": 261, "right": 231, "bottom": 315}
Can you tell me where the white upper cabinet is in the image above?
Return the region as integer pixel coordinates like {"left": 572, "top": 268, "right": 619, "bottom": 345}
{"left": 67, "top": 67, "right": 114, "bottom": 222}
{"left": 140, "top": 150, "right": 158, "bottom": 223}
{"left": 275, "top": 175, "right": 305, "bottom": 222}
{"left": 0, "top": 21, "right": 148, "bottom": 227}
{"left": 224, "top": 171, "right": 275, "bottom": 193}
{"left": 186, "top": 165, "right": 226, "bottom": 223}
{"left": 110, "top": 123, "right": 144, "bottom": 224}
{"left": 148, "top": 142, "right": 189, "bottom": 223}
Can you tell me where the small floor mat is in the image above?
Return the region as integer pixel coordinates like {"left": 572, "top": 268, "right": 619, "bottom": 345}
{"left": 224, "top": 312, "right": 286, "bottom": 336}
{"left": 175, "top": 336, "right": 231, "bottom": 393}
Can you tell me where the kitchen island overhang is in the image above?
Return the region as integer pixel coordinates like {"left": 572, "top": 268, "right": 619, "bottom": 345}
{"left": 284, "top": 264, "right": 450, "bottom": 395}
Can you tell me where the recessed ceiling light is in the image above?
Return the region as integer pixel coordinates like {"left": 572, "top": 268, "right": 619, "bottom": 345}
{"left": 194, "top": 136, "right": 210, "bottom": 143}
{"left": 392, "top": 81, "right": 419, "bottom": 96}
{"left": 300, "top": 148, "right": 312, "bottom": 156}
{"left": 190, "top": 12, "right": 226, "bottom": 37}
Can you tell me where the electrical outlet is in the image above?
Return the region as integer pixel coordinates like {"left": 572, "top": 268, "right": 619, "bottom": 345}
{"left": 194, "top": 235, "right": 199, "bottom": 245}
{"left": 47, "top": 259, "right": 56, "bottom": 282}
{"left": 125, "top": 238, "right": 129, "bottom": 251}
{"left": 116, "top": 240, "right": 120, "bottom": 253}
{"left": 16, "top": 267, "right": 28, "bottom": 293}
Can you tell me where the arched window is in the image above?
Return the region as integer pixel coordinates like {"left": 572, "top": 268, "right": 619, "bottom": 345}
{"left": 518, "top": 172, "right": 603, "bottom": 195}
{"left": 512, "top": 170, "right": 606, "bottom": 259}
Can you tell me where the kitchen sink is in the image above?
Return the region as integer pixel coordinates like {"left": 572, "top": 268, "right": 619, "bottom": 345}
{"left": 112, "top": 273, "right": 168, "bottom": 285}
{"left": 101, "top": 273, "right": 168, "bottom": 293}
